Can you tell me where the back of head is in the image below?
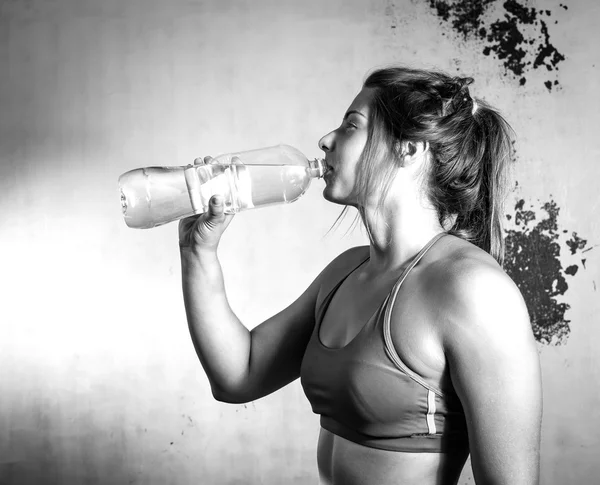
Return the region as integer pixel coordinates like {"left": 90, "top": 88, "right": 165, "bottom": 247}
{"left": 361, "top": 66, "right": 514, "bottom": 265}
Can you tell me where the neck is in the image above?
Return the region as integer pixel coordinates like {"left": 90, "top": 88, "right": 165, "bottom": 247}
{"left": 359, "top": 194, "right": 445, "bottom": 275}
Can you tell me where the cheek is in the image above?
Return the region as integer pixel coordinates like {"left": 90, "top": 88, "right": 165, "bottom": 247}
{"left": 350, "top": 130, "right": 368, "bottom": 151}
{"left": 323, "top": 170, "right": 354, "bottom": 199}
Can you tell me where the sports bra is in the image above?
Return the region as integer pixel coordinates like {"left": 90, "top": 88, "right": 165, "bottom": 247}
{"left": 300, "top": 233, "right": 469, "bottom": 453}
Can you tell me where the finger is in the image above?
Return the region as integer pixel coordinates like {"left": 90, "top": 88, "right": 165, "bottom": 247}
{"left": 193, "top": 157, "right": 205, "bottom": 165}
{"left": 204, "top": 156, "right": 215, "bottom": 164}
{"left": 206, "top": 195, "right": 225, "bottom": 219}
{"left": 231, "top": 156, "right": 243, "bottom": 165}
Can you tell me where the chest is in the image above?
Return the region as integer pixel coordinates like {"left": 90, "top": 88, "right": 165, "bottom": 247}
{"left": 319, "top": 272, "right": 393, "bottom": 347}
{"left": 318, "top": 268, "right": 447, "bottom": 385}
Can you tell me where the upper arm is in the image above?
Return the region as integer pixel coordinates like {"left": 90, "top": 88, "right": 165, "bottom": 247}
{"left": 231, "top": 246, "right": 368, "bottom": 403}
{"left": 240, "top": 273, "right": 321, "bottom": 401}
{"left": 443, "top": 264, "right": 542, "bottom": 485}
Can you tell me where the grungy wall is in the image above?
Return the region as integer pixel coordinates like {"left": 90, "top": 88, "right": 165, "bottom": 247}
{"left": 1, "top": 0, "right": 599, "bottom": 484}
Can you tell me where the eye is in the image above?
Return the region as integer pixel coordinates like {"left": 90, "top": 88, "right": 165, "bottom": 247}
{"left": 344, "top": 120, "right": 358, "bottom": 130}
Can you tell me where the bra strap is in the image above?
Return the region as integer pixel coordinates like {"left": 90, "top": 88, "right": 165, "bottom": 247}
{"left": 382, "top": 232, "right": 447, "bottom": 397}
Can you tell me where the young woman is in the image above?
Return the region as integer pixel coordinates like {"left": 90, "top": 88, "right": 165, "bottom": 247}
{"left": 178, "top": 66, "right": 542, "bottom": 485}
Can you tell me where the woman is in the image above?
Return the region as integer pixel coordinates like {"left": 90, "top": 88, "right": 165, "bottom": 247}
{"left": 179, "top": 66, "right": 542, "bottom": 485}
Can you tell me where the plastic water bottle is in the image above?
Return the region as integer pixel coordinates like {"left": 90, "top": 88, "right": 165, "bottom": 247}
{"left": 118, "top": 144, "right": 327, "bottom": 229}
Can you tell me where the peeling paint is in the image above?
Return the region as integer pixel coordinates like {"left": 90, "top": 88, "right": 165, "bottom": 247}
{"left": 427, "top": 0, "right": 567, "bottom": 90}
{"left": 504, "top": 198, "right": 591, "bottom": 345}
{"left": 566, "top": 232, "right": 588, "bottom": 254}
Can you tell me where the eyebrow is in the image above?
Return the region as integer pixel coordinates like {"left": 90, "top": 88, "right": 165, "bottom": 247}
{"left": 344, "top": 110, "right": 367, "bottom": 120}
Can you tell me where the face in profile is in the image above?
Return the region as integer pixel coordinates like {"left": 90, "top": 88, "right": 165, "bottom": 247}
{"left": 318, "top": 88, "right": 374, "bottom": 206}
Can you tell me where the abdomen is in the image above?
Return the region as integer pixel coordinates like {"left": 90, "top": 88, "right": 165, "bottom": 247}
{"left": 317, "top": 428, "right": 468, "bottom": 485}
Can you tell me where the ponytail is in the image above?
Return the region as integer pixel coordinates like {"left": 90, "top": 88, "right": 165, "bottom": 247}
{"left": 362, "top": 67, "right": 514, "bottom": 265}
{"left": 435, "top": 97, "right": 513, "bottom": 265}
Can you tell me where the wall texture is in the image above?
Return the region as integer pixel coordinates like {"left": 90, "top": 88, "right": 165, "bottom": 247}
{"left": 1, "top": 0, "right": 599, "bottom": 484}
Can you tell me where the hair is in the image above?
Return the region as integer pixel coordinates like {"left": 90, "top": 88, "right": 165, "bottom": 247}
{"left": 351, "top": 66, "right": 514, "bottom": 265}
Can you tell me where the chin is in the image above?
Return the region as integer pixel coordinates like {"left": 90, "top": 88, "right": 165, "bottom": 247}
{"left": 322, "top": 187, "right": 354, "bottom": 207}
{"left": 322, "top": 186, "right": 338, "bottom": 204}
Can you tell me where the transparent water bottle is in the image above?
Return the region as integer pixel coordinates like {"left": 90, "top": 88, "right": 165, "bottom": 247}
{"left": 118, "top": 144, "right": 327, "bottom": 229}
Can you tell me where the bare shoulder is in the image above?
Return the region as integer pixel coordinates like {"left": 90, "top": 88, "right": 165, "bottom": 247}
{"left": 425, "top": 237, "right": 532, "bottom": 348}
{"left": 329, "top": 245, "right": 370, "bottom": 268}
{"left": 322, "top": 245, "right": 370, "bottom": 280}
{"left": 316, "top": 245, "right": 370, "bottom": 300}
{"left": 426, "top": 238, "right": 542, "bottom": 484}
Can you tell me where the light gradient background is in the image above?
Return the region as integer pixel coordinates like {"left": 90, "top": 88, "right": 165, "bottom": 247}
{"left": 1, "top": 0, "right": 599, "bottom": 484}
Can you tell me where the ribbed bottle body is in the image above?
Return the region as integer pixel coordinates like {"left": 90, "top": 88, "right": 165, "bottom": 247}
{"left": 118, "top": 145, "right": 325, "bottom": 229}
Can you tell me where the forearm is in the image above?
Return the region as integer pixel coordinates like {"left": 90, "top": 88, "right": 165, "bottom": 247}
{"left": 180, "top": 248, "right": 252, "bottom": 400}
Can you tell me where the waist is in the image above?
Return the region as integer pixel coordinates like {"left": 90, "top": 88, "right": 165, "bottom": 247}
{"left": 317, "top": 427, "right": 469, "bottom": 485}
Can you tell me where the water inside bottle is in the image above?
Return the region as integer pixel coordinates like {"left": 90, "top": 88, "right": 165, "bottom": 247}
{"left": 120, "top": 166, "right": 199, "bottom": 229}
{"left": 240, "top": 164, "right": 313, "bottom": 207}
{"left": 119, "top": 162, "right": 316, "bottom": 229}
{"left": 188, "top": 163, "right": 314, "bottom": 212}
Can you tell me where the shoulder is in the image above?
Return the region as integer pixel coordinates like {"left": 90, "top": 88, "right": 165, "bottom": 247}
{"left": 323, "top": 246, "right": 369, "bottom": 276}
{"left": 316, "top": 245, "right": 370, "bottom": 300}
{"left": 428, "top": 238, "right": 542, "bottom": 484}
{"left": 424, "top": 237, "right": 532, "bottom": 350}
{"left": 326, "top": 245, "right": 370, "bottom": 273}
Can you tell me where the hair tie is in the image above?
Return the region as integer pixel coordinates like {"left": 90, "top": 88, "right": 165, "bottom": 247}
{"left": 471, "top": 99, "right": 479, "bottom": 115}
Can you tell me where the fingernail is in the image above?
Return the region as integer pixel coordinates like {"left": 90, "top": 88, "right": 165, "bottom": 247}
{"left": 213, "top": 196, "right": 222, "bottom": 206}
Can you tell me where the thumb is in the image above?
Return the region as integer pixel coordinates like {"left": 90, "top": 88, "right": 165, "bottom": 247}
{"left": 192, "top": 194, "right": 234, "bottom": 246}
{"left": 206, "top": 195, "right": 226, "bottom": 222}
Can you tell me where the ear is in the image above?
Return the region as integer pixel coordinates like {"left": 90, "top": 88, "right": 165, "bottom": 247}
{"left": 400, "top": 140, "right": 429, "bottom": 167}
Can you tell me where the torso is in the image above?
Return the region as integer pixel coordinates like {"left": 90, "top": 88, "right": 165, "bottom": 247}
{"left": 317, "top": 428, "right": 468, "bottom": 485}
{"left": 318, "top": 236, "right": 455, "bottom": 395}
{"left": 309, "top": 234, "right": 486, "bottom": 485}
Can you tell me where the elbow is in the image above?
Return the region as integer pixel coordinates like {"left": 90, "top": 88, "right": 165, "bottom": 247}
{"left": 211, "top": 385, "right": 250, "bottom": 404}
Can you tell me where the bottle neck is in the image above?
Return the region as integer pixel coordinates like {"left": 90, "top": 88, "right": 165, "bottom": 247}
{"left": 308, "top": 158, "right": 327, "bottom": 178}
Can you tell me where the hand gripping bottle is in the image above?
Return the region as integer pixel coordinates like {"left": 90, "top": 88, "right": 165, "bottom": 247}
{"left": 118, "top": 144, "right": 327, "bottom": 229}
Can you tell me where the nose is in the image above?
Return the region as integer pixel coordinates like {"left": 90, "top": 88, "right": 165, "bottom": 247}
{"left": 318, "top": 130, "right": 335, "bottom": 153}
